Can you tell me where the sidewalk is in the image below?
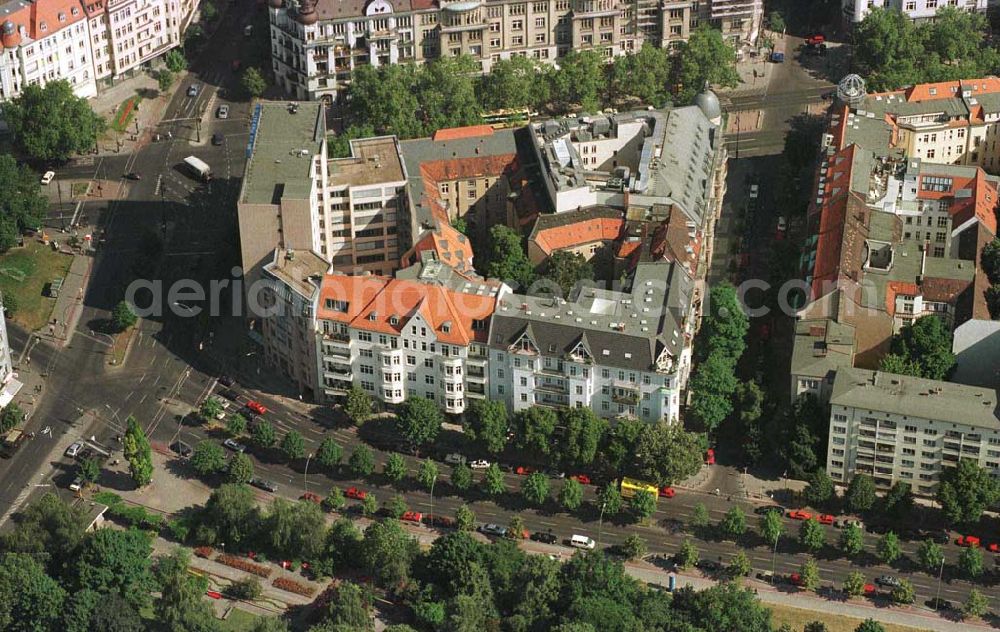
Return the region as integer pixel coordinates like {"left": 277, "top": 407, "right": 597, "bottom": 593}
{"left": 89, "top": 71, "right": 179, "bottom": 156}
{"left": 728, "top": 29, "right": 786, "bottom": 95}
{"left": 33, "top": 254, "right": 92, "bottom": 348}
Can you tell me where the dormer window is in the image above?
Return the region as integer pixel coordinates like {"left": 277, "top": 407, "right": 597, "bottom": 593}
{"left": 71, "top": 7, "right": 79, "bottom": 15}
{"left": 441, "top": 321, "right": 452, "bottom": 333}
{"left": 39, "top": 21, "right": 47, "bottom": 31}
{"left": 58, "top": 12, "right": 66, "bottom": 21}
{"left": 368, "top": 311, "right": 378, "bottom": 321}
{"left": 389, "top": 315, "right": 399, "bottom": 326}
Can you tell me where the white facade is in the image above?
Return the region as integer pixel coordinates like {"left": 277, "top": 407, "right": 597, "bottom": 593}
{"left": 842, "top": 0, "right": 988, "bottom": 24}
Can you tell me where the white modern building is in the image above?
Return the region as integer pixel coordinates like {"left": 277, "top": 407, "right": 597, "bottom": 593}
{"left": 842, "top": 0, "right": 988, "bottom": 25}
{"left": 0, "top": 294, "right": 20, "bottom": 408}
{"left": 827, "top": 367, "right": 1000, "bottom": 495}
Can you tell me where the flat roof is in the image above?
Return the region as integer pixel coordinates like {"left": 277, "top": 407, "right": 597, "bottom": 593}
{"left": 241, "top": 102, "right": 325, "bottom": 205}
{"left": 263, "top": 248, "right": 329, "bottom": 299}
{"left": 328, "top": 136, "right": 406, "bottom": 188}
{"left": 831, "top": 367, "right": 1000, "bottom": 431}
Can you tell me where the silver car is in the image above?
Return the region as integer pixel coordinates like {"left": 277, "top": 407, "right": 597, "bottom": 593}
{"left": 478, "top": 523, "right": 507, "bottom": 537}
{"left": 223, "top": 438, "right": 246, "bottom": 453}
{"left": 217, "top": 104, "right": 229, "bottom": 119}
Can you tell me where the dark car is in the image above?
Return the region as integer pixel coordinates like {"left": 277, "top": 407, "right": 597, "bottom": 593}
{"left": 218, "top": 375, "right": 235, "bottom": 387}
{"left": 754, "top": 505, "right": 786, "bottom": 516}
{"left": 866, "top": 523, "right": 890, "bottom": 535}
{"left": 211, "top": 133, "right": 224, "bottom": 146}
{"left": 170, "top": 441, "right": 192, "bottom": 457}
{"left": 187, "top": 83, "right": 200, "bottom": 97}
{"left": 696, "top": 559, "right": 723, "bottom": 573}
{"left": 250, "top": 478, "right": 277, "bottom": 493}
{"left": 926, "top": 598, "right": 953, "bottom": 611}
{"left": 930, "top": 529, "right": 951, "bottom": 544}
{"left": 531, "top": 531, "right": 558, "bottom": 544}
{"left": 219, "top": 388, "right": 240, "bottom": 401}
{"left": 124, "top": 172, "right": 141, "bottom": 180}
{"left": 875, "top": 575, "right": 901, "bottom": 588}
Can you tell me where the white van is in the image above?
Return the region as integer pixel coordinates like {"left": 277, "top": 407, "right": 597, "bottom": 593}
{"left": 244, "top": 24, "right": 253, "bottom": 37}
{"left": 570, "top": 534, "right": 596, "bottom": 550}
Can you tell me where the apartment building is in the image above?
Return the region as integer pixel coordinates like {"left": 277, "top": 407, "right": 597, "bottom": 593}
{"left": 488, "top": 260, "right": 694, "bottom": 422}
{"left": 266, "top": 0, "right": 761, "bottom": 102}
{"left": 0, "top": 0, "right": 198, "bottom": 103}
{"left": 842, "top": 0, "right": 987, "bottom": 24}
{"left": 0, "top": 293, "right": 19, "bottom": 408}
{"left": 826, "top": 367, "right": 1000, "bottom": 495}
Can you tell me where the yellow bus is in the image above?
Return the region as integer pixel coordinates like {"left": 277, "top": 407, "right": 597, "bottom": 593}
{"left": 481, "top": 108, "right": 535, "bottom": 128}
{"left": 620, "top": 477, "right": 658, "bottom": 499}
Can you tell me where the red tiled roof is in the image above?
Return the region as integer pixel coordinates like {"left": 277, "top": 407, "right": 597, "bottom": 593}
{"left": 418, "top": 154, "right": 519, "bottom": 225}
{"left": 402, "top": 222, "right": 475, "bottom": 272}
{"left": 810, "top": 192, "right": 870, "bottom": 300}
{"left": 317, "top": 275, "right": 495, "bottom": 345}
{"left": 885, "top": 281, "right": 919, "bottom": 316}
{"left": 533, "top": 217, "right": 624, "bottom": 255}
{"left": 921, "top": 276, "right": 973, "bottom": 303}
{"left": 432, "top": 125, "right": 494, "bottom": 142}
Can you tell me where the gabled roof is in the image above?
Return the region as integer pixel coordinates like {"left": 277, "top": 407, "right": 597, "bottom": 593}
{"left": 402, "top": 222, "right": 475, "bottom": 273}
{"left": 528, "top": 206, "right": 624, "bottom": 257}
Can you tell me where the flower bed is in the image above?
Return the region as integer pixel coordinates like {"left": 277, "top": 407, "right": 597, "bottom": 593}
{"left": 216, "top": 553, "right": 272, "bottom": 578}
{"left": 272, "top": 576, "right": 315, "bottom": 597}
{"left": 194, "top": 546, "right": 213, "bottom": 559}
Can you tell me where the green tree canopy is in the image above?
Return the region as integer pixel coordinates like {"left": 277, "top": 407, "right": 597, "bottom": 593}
{"left": 72, "top": 528, "right": 155, "bottom": 611}
{"left": 396, "top": 396, "right": 443, "bottom": 447}
{"left": 241, "top": 67, "right": 266, "bottom": 99}
{"left": 803, "top": 468, "right": 835, "bottom": 507}
{"left": 382, "top": 453, "right": 407, "bottom": 483}
{"left": 846, "top": 473, "right": 877, "bottom": 515}
{"left": 4, "top": 81, "right": 105, "bottom": 161}
{"left": 227, "top": 452, "right": 253, "bottom": 485}
{"left": 880, "top": 315, "right": 956, "bottom": 380}
{"left": 263, "top": 498, "right": 327, "bottom": 560}
{"left": 541, "top": 250, "right": 595, "bottom": 298}
{"left": 485, "top": 225, "right": 534, "bottom": 289}
{"left": 201, "top": 484, "right": 259, "bottom": 548}
{"left": 610, "top": 44, "right": 672, "bottom": 107}
{"left": 465, "top": 400, "right": 509, "bottom": 455}
{"left": 279, "top": 430, "right": 306, "bottom": 461}
{"left": 550, "top": 50, "right": 605, "bottom": 112}
{"left": 673, "top": 26, "right": 740, "bottom": 105}
{"left": 629, "top": 490, "right": 656, "bottom": 523}
{"left": 521, "top": 472, "right": 550, "bottom": 506}
{"left": 558, "top": 478, "right": 584, "bottom": 511}
{"left": 937, "top": 458, "right": 1000, "bottom": 525}
{"left": 112, "top": 301, "right": 138, "bottom": 332}
{"left": 719, "top": 506, "right": 746, "bottom": 540}
{"left": 558, "top": 407, "right": 607, "bottom": 469}
{"left": 0, "top": 155, "right": 47, "bottom": 252}
{"left": 359, "top": 519, "right": 419, "bottom": 588}
{"left": 798, "top": 517, "right": 825, "bottom": 552}
{"left": 250, "top": 419, "right": 276, "bottom": 448}
{"left": 316, "top": 437, "right": 343, "bottom": 469}
{"left": 349, "top": 445, "right": 376, "bottom": 477}
{"left": 344, "top": 385, "right": 373, "bottom": 424}
{"left": 0, "top": 552, "right": 65, "bottom": 631}
{"left": 478, "top": 55, "right": 550, "bottom": 111}
{"left": 190, "top": 441, "right": 226, "bottom": 476}
{"left": 122, "top": 415, "right": 152, "bottom": 487}
{"left": 634, "top": 422, "right": 704, "bottom": 485}
{"left": 514, "top": 405, "right": 558, "bottom": 459}
{"left": 838, "top": 523, "right": 865, "bottom": 557}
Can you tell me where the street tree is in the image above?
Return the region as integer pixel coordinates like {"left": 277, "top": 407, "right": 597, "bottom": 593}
{"left": 558, "top": 478, "right": 584, "bottom": 511}
{"left": 316, "top": 437, "right": 343, "bottom": 469}
{"left": 719, "top": 506, "right": 747, "bottom": 540}
{"left": 855, "top": 620, "right": 886, "bottom": 632}
{"left": 672, "top": 26, "right": 740, "bottom": 105}
{"left": 279, "top": 430, "right": 305, "bottom": 461}
{"left": 450, "top": 463, "right": 472, "bottom": 491}
{"left": 79, "top": 457, "right": 101, "bottom": 484}
{"left": 917, "top": 539, "right": 944, "bottom": 573}
{"left": 846, "top": 474, "right": 877, "bottom": 515}
{"left": 417, "top": 458, "right": 439, "bottom": 493}
{"left": 484, "top": 225, "right": 534, "bottom": 289}
{"left": 843, "top": 571, "right": 867, "bottom": 597}
{"left": 465, "top": 400, "right": 508, "bottom": 455}
{"left": 383, "top": 495, "right": 407, "bottom": 520}
{"left": 349, "top": 446, "right": 375, "bottom": 477}
{"left": 598, "top": 484, "right": 623, "bottom": 516}
{"left": 600, "top": 417, "right": 644, "bottom": 474}
{"left": 760, "top": 510, "right": 784, "bottom": 548}
{"left": 199, "top": 397, "right": 222, "bottom": 422}
{"left": 799, "top": 517, "right": 825, "bottom": 552}
{"left": 225, "top": 413, "right": 247, "bottom": 436}
{"left": 728, "top": 549, "right": 751, "bottom": 578}
{"left": 112, "top": 301, "right": 138, "bottom": 332}
{"left": 890, "top": 579, "right": 915, "bottom": 605}
{"left": 839, "top": 523, "right": 865, "bottom": 557}
{"left": 630, "top": 490, "right": 656, "bottom": 523}
{"left": 323, "top": 487, "right": 345, "bottom": 512}
{"left": 164, "top": 49, "right": 187, "bottom": 72}
{"left": 799, "top": 559, "right": 820, "bottom": 591}
{"left": 506, "top": 515, "right": 526, "bottom": 540}
{"left": 768, "top": 11, "right": 785, "bottom": 33}
{"left": 478, "top": 55, "right": 550, "bottom": 111}
{"left": 455, "top": 505, "right": 475, "bottom": 532}
{"left": 541, "top": 251, "right": 594, "bottom": 298}
{"left": 549, "top": 49, "right": 605, "bottom": 112}
{"left": 937, "top": 458, "right": 1000, "bottom": 526}
{"left": 514, "top": 406, "right": 559, "bottom": 459}
{"left": 4, "top": 81, "right": 106, "bottom": 161}
{"left": 609, "top": 43, "right": 672, "bottom": 106}
{"left": 687, "top": 354, "right": 738, "bottom": 431}
{"left": 482, "top": 464, "right": 506, "bottom": 496}
{"left": 963, "top": 587, "right": 990, "bottom": 620}
{"left": 634, "top": 422, "right": 704, "bottom": 485}
{"left": 250, "top": 419, "right": 276, "bottom": 449}
{"left": 415, "top": 56, "right": 481, "bottom": 133}
{"left": 344, "top": 386, "right": 372, "bottom": 425}
{"left": 676, "top": 539, "right": 698, "bottom": 570}
{"left": 558, "top": 407, "right": 607, "bottom": 469}
{"left": 881, "top": 315, "right": 956, "bottom": 380}
{"left": 958, "top": 545, "right": 984, "bottom": 578}
{"left": 361, "top": 493, "right": 378, "bottom": 518}
{"left": 200, "top": 484, "right": 259, "bottom": 547}
{"left": 521, "top": 472, "right": 550, "bottom": 506}
{"left": 190, "top": 441, "right": 226, "bottom": 476}
{"left": 227, "top": 453, "right": 253, "bottom": 485}
{"left": 619, "top": 534, "right": 646, "bottom": 561}
{"left": 359, "top": 519, "right": 419, "bottom": 588}
{"left": 123, "top": 415, "right": 153, "bottom": 487}
{"left": 0, "top": 156, "right": 47, "bottom": 253}
{"left": 803, "top": 468, "right": 835, "bottom": 507}
{"left": 382, "top": 453, "right": 407, "bottom": 484}
{"left": 0, "top": 403, "right": 21, "bottom": 434}
{"left": 882, "top": 481, "right": 914, "bottom": 522}
{"left": 877, "top": 532, "right": 902, "bottom": 565}
{"left": 241, "top": 67, "right": 266, "bottom": 99}
{"left": 74, "top": 528, "right": 155, "bottom": 611}
{"left": 396, "top": 397, "right": 443, "bottom": 447}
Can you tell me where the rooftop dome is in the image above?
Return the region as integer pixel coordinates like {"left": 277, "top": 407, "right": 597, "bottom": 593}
{"left": 296, "top": 0, "right": 318, "bottom": 24}
{"left": 1, "top": 21, "right": 20, "bottom": 49}
{"left": 693, "top": 87, "right": 721, "bottom": 123}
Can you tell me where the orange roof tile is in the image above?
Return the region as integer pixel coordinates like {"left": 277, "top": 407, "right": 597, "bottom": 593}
{"left": 533, "top": 217, "right": 624, "bottom": 255}
{"left": 402, "top": 222, "right": 475, "bottom": 272}
{"left": 432, "top": 125, "right": 495, "bottom": 142}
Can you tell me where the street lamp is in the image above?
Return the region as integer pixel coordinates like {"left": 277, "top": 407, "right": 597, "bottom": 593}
{"left": 597, "top": 501, "right": 607, "bottom": 548}
{"left": 933, "top": 554, "right": 945, "bottom": 610}
{"left": 304, "top": 453, "right": 314, "bottom": 493}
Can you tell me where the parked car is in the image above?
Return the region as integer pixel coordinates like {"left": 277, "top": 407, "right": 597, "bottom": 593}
{"left": 246, "top": 400, "right": 267, "bottom": 415}
{"left": 211, "top": 133, "right": 224, "bottom": 146}
{"left": 299, "top": 492, "right": 322, "bottom": 504}
{"left": 515, "top": 466, "right": 536, "bottom": 475}
{"left": 659, "top": 486, "right": 676, "bottom": 498}
{"left": 479, "top": 523, "right": 507, "bottom": 537}
{"left": 696, "top": 559, "right": 723, "bottom": 573}
{"left": 875, "top": 575, "right": 901, "bottom": 588}
{"left": 40, "top": 170, "right": 55, "bottom": 185}
{"left": 250, "top": 478, "right": 278, "bottom": 493}
{"left": 755, "top": 570, "right": 774, "bottom": 582}
{"left": 218, "top": 375, "right": 235, "bottom": 387}
{"left": 755, "top": 505, "right": 785, "bottom": 516}
{"left": 863, "top": 583, "right": 877, "bottom": 596}
{"left": 926, "top": 598, "right": 953, "bottom": 611}
{"left": 957, "top": 535, "right": 981, "bottom": 548}
{"left": 65, "top": 442, "right": 83, "bottom": 458}
{"left": 444, "top": 453, "right": 466, "bottom": 466}
{"left": 704, "top": 449, "right": 715, "bottom": 465}
{"left": 770, "top": 51, "right": 785, "bottom": 63}
{"left": 345, "top": 486, "right": 366, "bottom": 500}
{"left": 749, "top": 184, "right": 759, "bottom": 199}
{"left": 986, "top": 543, "right": 999, "bottom": 554}
{"left": 776, "top": 216, "right": 787, "bottom": 233}
{"left": 569, "top": 474, "right": 591, "bottom": 485}
{"left": 531, "top": 530, "right": 558, "bottom": 544}
{"left": 423, "top": 514, "right": 456, "bottom": 529}
{"left": 217, "top": 104, "right": 229, "bottom": 119}
{"left": 223, "top": 438, "right": 247, "bottom": 452}
{"left": 834, "top": 518, "right": 863, "bottom": 529}
{"left": 187, "top": 83, "right": 200, "bottom": 97}
{"left": 68, "top": 476, "right": 84, "bottom": 492}
{"left": 219, "top": 388, "right": 240, "bottom": 401}
{"left": 401, "top": 511, "right": 422, "bottom": 523}
{"left": 469, "top": 459, "right": 490, "bottom": 469}
{"left": 569, "top": 534, "right": 596, "bottom": 550}
{"left": 805, "top": 33, "right": 826, "bottom": 47}
{"left": 170, "top": 441, "right": 193, "bottom": 458}
{"left": 787, "top": 510, "right": 812, "bottom": 521}
{"left": 818, "top": 514, "right": 835, "bottom": 525}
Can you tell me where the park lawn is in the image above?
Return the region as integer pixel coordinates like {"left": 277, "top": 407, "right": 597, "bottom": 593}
{"left": 0, "top": 241, "right": 72, "bottom": 331}
{"left": 219, "top": 607, "right": 271, "bottom": 631}
{"left": 768, "top": 602, "right": 926, "bottom": 632}
{"left": 111, "top": 94, "right": 142, "bottom": 133}
{"left": 71, "top": 181, "right": 90, "bottom": 197}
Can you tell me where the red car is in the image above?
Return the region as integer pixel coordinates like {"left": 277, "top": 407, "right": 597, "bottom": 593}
{"left": 569, "top": 474, "right": 591, "bottom": 485}
{"left": 789, "top": 572, "right": 803, "bottom": 586}
{"left": 986, "top": 543, "right": 999, "bottom": 554}
{"left": 787, "top": 510, "right": 812, "bottom": 521}
{"left": 818, "top": 514, "right": 835, "bottom": 525}
{"left": 659, "top": 486, "right": 676, "bottom": 498}
{"left": 299, "top": 492, "right": 322, "bottom": 504}
{"left": 515, "top": 466, "right": 536, "bottom": 475}
{"left": 956, "top": 535, "right": 981, "bottom": 548}
{"left": 806, "top": 34, "right": 826, "bottom": 46}
{"left": 246, "top": 400, "right": 267, "bottom": 415}
{"left": 345, "top": 486, "right": 367, "bottom": 500}
{"left": 401, "top": 511, "right": 422, "bottom": 523}
{"left": 863, "top": 583, "right": 876, "bottom": 595}
{"left": 705, "top": 449, "right": 715, "bottom": 465}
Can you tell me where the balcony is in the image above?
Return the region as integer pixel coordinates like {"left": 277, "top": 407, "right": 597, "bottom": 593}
{"left": 536, "top": 381, "right": 566, "bottom": 394}
{"left": 324, "top": 368, "right": 352, "bottom": 380}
